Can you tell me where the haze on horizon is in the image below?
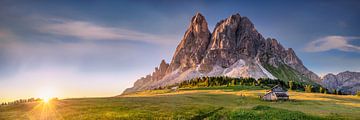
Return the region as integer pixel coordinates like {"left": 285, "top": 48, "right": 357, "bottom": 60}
{"left": 0, "top": 0, "right": 359, "bottom": 102}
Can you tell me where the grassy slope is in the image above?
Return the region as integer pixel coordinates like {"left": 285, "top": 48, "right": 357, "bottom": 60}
{"left": 263, "top": 64, "right": 315, "bottom": 84}
{"left": 1, "top": 86, "right": 359, "bottom": 120}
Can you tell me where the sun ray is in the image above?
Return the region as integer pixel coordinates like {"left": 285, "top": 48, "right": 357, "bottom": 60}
{"left": 27, "top": 101, "right": 64, "bottom": 120}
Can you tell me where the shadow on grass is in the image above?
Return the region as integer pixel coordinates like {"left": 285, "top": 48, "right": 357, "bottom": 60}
{"left": 191, "top": 107, "right": 224, "bottom": 120}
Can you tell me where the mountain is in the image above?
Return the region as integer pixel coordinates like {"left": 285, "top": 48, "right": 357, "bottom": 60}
{"left": 123, "top": 13, "right": 320, "bottom": 94}
{"left": 322, "top": 71, "right": 360, "bottom": 94}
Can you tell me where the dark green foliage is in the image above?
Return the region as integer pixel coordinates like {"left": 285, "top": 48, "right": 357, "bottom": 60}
{"left": 178, "top": 76, "right": 245, "bottom": 88}
{"left": 190, "top": 107, "right": 224, "bottom": 120}
{"left": 257, "top": 78, "right": 287, "bottom": 87}
{"left": 165, "top": 76, "right": 328, "bottom": 94}
{"left": 319, "top": 87, "right": 324, "bottom": 93}
{"left": 252, "top": 105, "right": 271, "bottom": 110}
{"left": 178, "top": 76, "right": 267, "bottom": 89}
{"left": 180, "top": 85, "right": 265, "bottom": 91}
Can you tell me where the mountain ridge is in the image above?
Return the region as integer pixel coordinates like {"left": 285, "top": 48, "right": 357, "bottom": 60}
{"left": 123, "top": 13, "right": 320, "bottom": 94}
{"left": 322, "top": 71, "right": 360, "bottom": 94}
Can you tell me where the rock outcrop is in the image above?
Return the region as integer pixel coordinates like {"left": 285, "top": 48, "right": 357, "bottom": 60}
{"left": 322, "top": 71, "right": 360, "bottom": 94}
{"left": 123, "top": 13, "right": 320, "bottom": 94}
{"left": 199, "top": 14, "right": 264, "bottom": 73}
{"left": 167, "top": 13, "right": 211, "bottom": 73}
{"left": 123, "top": 59, "right": 169, "bottom": 94}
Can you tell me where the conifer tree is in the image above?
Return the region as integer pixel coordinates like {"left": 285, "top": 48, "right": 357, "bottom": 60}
{"left": 289, "top": 80, "right": 293, "bottom": 90}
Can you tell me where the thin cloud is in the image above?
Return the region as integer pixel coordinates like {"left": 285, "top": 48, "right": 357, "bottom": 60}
{"left": 0, "top": 30, "right": 8, "bottom": 38}
{"left": 39, "top": 19, "right": 175, "bottom": 44}
{"left": 304, "top": 35, "right": 360, "bottom": 52}
{"left": 0, "top": 29, "right": 16, "bottom": 42}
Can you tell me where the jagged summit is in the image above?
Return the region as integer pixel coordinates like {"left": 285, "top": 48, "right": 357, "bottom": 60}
{"left": 123, "top": 13, "right": 320, "bottom": 94}
{"left": 191, "top": 12, "right": 207, "bottom": 26}
{"left": 167, "top": 12, "right": 211, "bottom": 73}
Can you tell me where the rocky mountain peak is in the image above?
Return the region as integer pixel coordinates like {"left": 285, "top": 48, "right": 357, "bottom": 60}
{"left": 159, "top": 59, "right": 169, "bottom": 73}
{"left": 265, "top": 38, "right": 286, "bottom": 54}
{"left": 268, "top": 38, "right": 282, "bottom": 48}
{"left": 167, "top": 13, "right": 211, "bottom": 72}
{"left": 207, "top": 13, "right": 262, "bottom": 52}
{"left": 208, "top": 14, "right": 242, "bottom": 50}
{"left": 285, "top": 48, "right": 302, "bottom": 65}
{"left": 225, "top": 13, "right": 241, "bottom": 25}
{"left": 199, "top": 13, "right": 261, "bottom": 72}
{"left": 123, "top": 13, "right": 322, "bottom": 94}
{"left": 190, "top": 12, "right": 208, "bottom": 33}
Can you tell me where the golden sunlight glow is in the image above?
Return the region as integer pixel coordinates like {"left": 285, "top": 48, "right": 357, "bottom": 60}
{"left": 37, "top": 87, "right": 57, "bottom": 103}
{"left": 42, "top": 96, "right": 50, "bottom": 103}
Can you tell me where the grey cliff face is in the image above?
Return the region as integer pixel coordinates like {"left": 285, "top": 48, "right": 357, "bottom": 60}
{"left": 123, "top": 13, "right": 321, "bottom": 94}
{"left": 167, "top": 13, "right": 211, "bottom": 73}
{"left": 257, "top": 38, "right": 287, "bottom": 68}
{"left": 199, "top": 14, "right": 264, "bottom": 73}
{"left": 322, "top": 71, "right": 360, "bottom": 94}
{"left": 284, "top": 48, "right": 321, "bottom": 82}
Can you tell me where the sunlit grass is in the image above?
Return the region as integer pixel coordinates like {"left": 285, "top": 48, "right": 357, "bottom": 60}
{"left": 1, "top": 86, "right": 359, "bottom": 119}
{"left": 25, "top": 98, "right": 63, "bottom": 120}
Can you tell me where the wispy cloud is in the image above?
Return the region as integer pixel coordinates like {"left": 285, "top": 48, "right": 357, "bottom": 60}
{"left": 39, "top": 19, "right": 175, "bottom": 44}
{"left": 0, "top": 29, "right": 16, "bottom": 41}
{"left": 304, "top": 35, "right": 360, "bottom": 52}
{"left": 0, "top": 30, "right": 8, "bottom": 38}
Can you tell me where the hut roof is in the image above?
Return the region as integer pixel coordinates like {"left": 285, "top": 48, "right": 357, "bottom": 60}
{"left": 275, "top": 92, "right": 289, "bottom": 97}
{"left": 271, "top": 85, "right": 287, "bottom": 92}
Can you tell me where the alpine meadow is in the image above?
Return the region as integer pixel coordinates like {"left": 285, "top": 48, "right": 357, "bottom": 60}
{"left": 1, "top": 1, "right": 360, "bottom": 120}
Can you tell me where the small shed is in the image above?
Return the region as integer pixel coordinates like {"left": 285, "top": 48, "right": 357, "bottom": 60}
{"left": 171, "top": 86, "right": 178, "bottom": 91}
{"left": 262, "top": 85, "right": 289, "bottom": 101}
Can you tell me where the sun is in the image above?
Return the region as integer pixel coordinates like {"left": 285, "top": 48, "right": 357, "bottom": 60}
{"left": 37, "top": 87, "right": 57, "bottom": 103}
{"left": 42, "top": 95, "right": 51, "bottom": 103}
{"left": 40, "top": 93, "right": 53, "bottom": 103}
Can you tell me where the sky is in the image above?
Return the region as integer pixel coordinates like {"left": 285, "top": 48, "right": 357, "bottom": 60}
{"left": 0, "top": 0, "right": 359, "bottom": 102}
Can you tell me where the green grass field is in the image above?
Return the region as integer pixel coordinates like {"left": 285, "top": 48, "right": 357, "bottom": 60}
{"left": 1, "top": 85, "right": 359, "bottom": 120}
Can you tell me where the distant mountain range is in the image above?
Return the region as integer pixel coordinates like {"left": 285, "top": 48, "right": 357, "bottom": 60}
{"left": 322, "top": 71, "right": 360, "bottom": 94}
{"left": 123, "top": 13, "right": 359, "bottom": 95}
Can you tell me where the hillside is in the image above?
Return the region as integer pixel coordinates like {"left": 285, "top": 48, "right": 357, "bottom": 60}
{"left": 1, "top": 87, "right": 359, "bottom": 120}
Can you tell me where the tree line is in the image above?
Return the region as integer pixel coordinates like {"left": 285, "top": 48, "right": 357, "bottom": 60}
{"left": 1, "top": 97, "right": 58, "bottom": 106}
{"left": 156, "top": 76, "right": 347, "bottom": 95}
{"left": 1, "top": 98, "right": 40, "bottom": 106}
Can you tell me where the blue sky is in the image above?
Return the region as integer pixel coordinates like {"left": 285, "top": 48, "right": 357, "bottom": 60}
{"left": 0, "top": 0, "right": 359, "bottom": 101}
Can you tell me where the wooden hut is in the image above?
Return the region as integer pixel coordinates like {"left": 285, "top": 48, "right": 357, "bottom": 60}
{"left": 262, "top": 85, "right": 289, "bottom": 101}
{"left": 171, "top": 86, "right": 178, "bottom": 92}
